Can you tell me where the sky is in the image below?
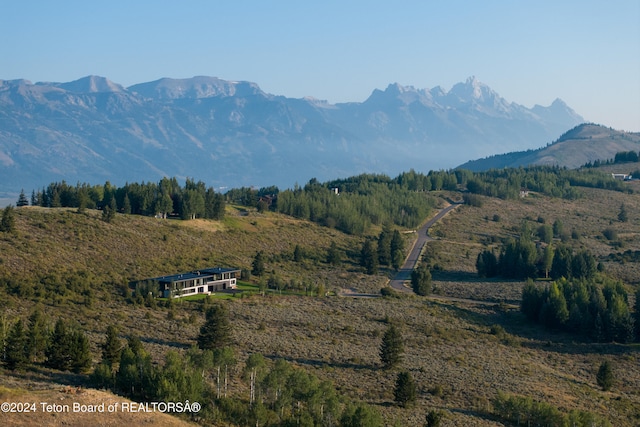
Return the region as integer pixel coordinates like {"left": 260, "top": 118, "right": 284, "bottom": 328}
{"left": 2, "top": 0, "right": 639, "bottom": 131}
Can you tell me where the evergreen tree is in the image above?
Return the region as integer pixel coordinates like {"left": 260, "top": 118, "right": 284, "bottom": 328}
{"left": 101, "top": 325, "right": 122, "bottom": 369}
{"left": 5, "top": 319, "right": 28, "bottom": 370}
{"left": 394, "top": 371, "right": 417, "bottom": 407}
{"left": 0, "top": 205, "right": 16, "bottom": 233}
{"left": 30, "top": 190, "right": 38, "bottom": 206}
{"left": 122, "top": 193, "right": 132, "bottom": 215}
{"left": 16, "top": 189, "right": 29, "bottom": 207}
{"left": 102, "top": 198, "right": 117, "bottom": 223}
{"left": 552, "top": 219, "right": 564, "bottom": 238}
{"left": 326, "top": 241, "right": 341, "bottom": 266}
{"left": 360, "top": 239, "right": 378, "bottom": 275}
{"left": 476, "top": 250, "right": 498, "bottom": 278}
{"left": 377, "top": 225, "right": 392, "bottom": 266}
{"left": 411, "top": 263, "right": 432, "bottom": 296}
{"left": 293, "top": 244, "right": 303, "bottom": 262}
{"left": 197, "top": 304, "right": 233, "bottom": 351}
{"left": 596, "top": 360, "right": 614, "bottom": 391}
{"left": 541, "top": 244, "right": 554, "bottom": 279}
{"left": 69, "top": 330, "right": 92, "bottom": 373}
{"left": 380, "top": 323, "right": 403, "bottom": 369}
{"left": 390, "top": 230, "right": 405, "bottom": 270}
{"left": 618, "top": 203, "right": 628, "bottom": 222}
{"left": 252, "top": 251, "right": 266, "bottom": 276}
{"left": 27, "top": 308, "right": 49, "bottom": 363}
{"left": 425, "top": 410, "right": 444, "bottom": 427}
{"left": 45, "top": 318, "right": 92, "bottom": 372}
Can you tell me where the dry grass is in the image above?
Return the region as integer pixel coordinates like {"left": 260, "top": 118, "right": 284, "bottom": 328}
{"left": 1, "top": 183, "right": 640, "bottom": 426}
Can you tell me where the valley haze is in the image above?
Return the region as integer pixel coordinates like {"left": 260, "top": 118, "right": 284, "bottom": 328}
{"left": 0, "top": 75, "right": 584, "bottom": 200}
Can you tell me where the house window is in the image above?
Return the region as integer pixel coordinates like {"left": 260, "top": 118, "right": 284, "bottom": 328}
{"left": 198, "top": 287, "right": 204, "bottom": 293}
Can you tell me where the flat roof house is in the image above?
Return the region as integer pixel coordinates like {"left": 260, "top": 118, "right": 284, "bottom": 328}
{"left": 146, "top": 267, "right": 241, "bottom": 298}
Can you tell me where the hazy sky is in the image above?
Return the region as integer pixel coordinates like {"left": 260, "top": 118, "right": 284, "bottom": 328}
{"left": 2, "top": 0, "right": 639, "bottom": 131}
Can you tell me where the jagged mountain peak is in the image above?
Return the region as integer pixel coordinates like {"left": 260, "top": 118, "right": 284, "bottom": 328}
{"left": 0, "top": 74, "right": 586, "bottom": 196}
{"left": 128, "top": 76, "right": 265, "bottom": 100}
{"left": 55, "top": 75, "right": 125, "bottom": 93}
{"left": 448, "top": 76, "right": 500, "bottom": 102}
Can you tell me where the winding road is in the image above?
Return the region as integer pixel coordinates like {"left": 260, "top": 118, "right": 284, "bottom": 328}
{"left": 389, "top": 201, "right": 462, "bottom": 292}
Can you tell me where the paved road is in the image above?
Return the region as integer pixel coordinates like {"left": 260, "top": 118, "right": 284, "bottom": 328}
{"left": 389, "top": 201, "right": 462, "bottom": 292}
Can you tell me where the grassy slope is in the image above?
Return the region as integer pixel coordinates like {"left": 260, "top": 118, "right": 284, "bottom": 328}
{"left": 0, "top": 183, "right": 639, "bottom": 426}
{"left": 460, "top": 124, "right": 640, "bottom": 170}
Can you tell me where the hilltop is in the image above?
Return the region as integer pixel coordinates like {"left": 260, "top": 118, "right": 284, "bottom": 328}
{"left": 459, "top": 123, "right": 640, "bottom": 171}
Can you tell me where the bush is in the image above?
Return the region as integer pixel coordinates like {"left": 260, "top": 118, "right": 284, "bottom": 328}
{"left": 596, "top": 361, "right": 614, "bottom": 391}
{"left": 603, "top": 227, "right": 618, "bottom": 241}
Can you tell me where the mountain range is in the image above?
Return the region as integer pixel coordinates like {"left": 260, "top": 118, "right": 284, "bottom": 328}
{"left": 0, "top": 75, "right": 584, "bottom": 196}
{"left": 458, "top": 123, "right": 640, "bottom": 171}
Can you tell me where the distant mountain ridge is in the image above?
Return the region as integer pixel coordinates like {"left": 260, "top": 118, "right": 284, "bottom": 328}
{"left": 0, "top": 75, "right": 584, "bottom": 196}
{"left": 458, "top": 124, "right": 640, "bottom": 171}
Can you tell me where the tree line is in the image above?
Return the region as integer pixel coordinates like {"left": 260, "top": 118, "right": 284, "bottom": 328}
{"left": 1, "top": 309, "right": 92, "bottom": 373}
{"left": 477, "top": 241, "right": 599, "bottom": 282}
{"left": 275, "top": 174, "right": 437, "bottom": 235}
{"left": 26, "top": 177, "right": 225, "bottom": 220}
{"left": 521, "top": 277, "right": 636, "bottom": 343}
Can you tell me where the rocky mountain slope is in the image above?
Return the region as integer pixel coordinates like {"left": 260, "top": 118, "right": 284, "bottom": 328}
{"left": 0, "top": 75, "right": 583, "bottom": 196}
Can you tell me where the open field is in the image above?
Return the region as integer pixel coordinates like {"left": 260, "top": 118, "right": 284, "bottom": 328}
{"left": 1, "top": 180, "right": 639, "bottom": 425}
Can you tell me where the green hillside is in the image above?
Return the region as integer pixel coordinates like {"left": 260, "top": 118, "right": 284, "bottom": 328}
{"left": 460, "top": 123, "right": 640, "bottom": 171}
{"left": 1, "top": 167, "right": 640, "bottom": 426}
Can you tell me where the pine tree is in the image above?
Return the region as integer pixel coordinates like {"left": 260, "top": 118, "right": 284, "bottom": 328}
{"left": 425, "top": 410, "right": 444, "bottom": 427}
{"left": 252, "top": 251, "right": 265, "bottom": 276}
{"left": 16, "top": 189, "right": 29, "bottom": 207}
{"left": 360, "top": 240, "right": 378, "bottom": 275}
{"left": 394, "top": 371, "right": 417, "bottom": 407}
{"left": 390, "top": 230, "right": 405, "bottom": 270}
{"left": 327, "top": 241, "right": 341, "bottom": 266}
{"left": 5, "top": 319, "right": 28, "bottom": 370}
{"left": 618, "top": 203, "right": 628, "bottom": 222}
{"left": 197, "top": 304, "right": 233, "bottom": 351}
{"left": 122, "top": 193, "right": 132, "bottom": 215}
{"left": 101, "top": 325, "right": 122, "bottom": 369}
{"left": 27, "top": 308, "right": 49, "bottom": 363}
{"left": 377, "top": 225, "right": 392, "bottom": 266}
{"left": 380, "top": 323, "right": 403, "bottom": 369}
{"left": 69, "top": 330, "right": 92, "bottom": 373}
{"left": 45, "top": 319, "right": 73, "bottom": 371}
{"left": 102, "top": 198, "right": 117, "bottom": 223}
{"left": 0, "top": 205, "right": 16, "bottom": 233}
{"left": 596, "top": 360, "right": 614, "bottom": 391}
{"left": 411, "top": 263, "right": 432, "bottom": 296}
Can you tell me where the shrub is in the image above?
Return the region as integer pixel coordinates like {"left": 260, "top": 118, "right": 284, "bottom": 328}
{"left": 603, "top": 227, "right": 618, "bottom": 241}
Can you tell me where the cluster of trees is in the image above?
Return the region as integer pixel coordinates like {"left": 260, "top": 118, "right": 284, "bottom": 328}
{"left": 276, "top": 174, "right": 436, "bottom": 235}
{"left": 492, "top": 391, "right": 611, "bottom": 427}
{"left": 1, "top": 311, "right": 91, "bottom": 373}
{"left": 90, "top": 305, "right": 386, "bottom": 427}
{"left": 614, "top": 150, "right": 640, "bottom": 164}
{"left": 359, "top": 225, "right": 406, "bottom": 274}
{"left": 477, "top": 240, "right": 598, "bottom": 282}
{"left": 27, "top": 177, "right": 225, "bottom": 220}
{"left": 521, "top": 277, "right": 635, "bottom": 343}
{"left": 465, "top": 165, "right": 630, "bottom": 200}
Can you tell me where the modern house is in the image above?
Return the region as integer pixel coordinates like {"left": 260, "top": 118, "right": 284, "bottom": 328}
{"left": 145, "top": 267, "right": 241, "bottom": 298}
